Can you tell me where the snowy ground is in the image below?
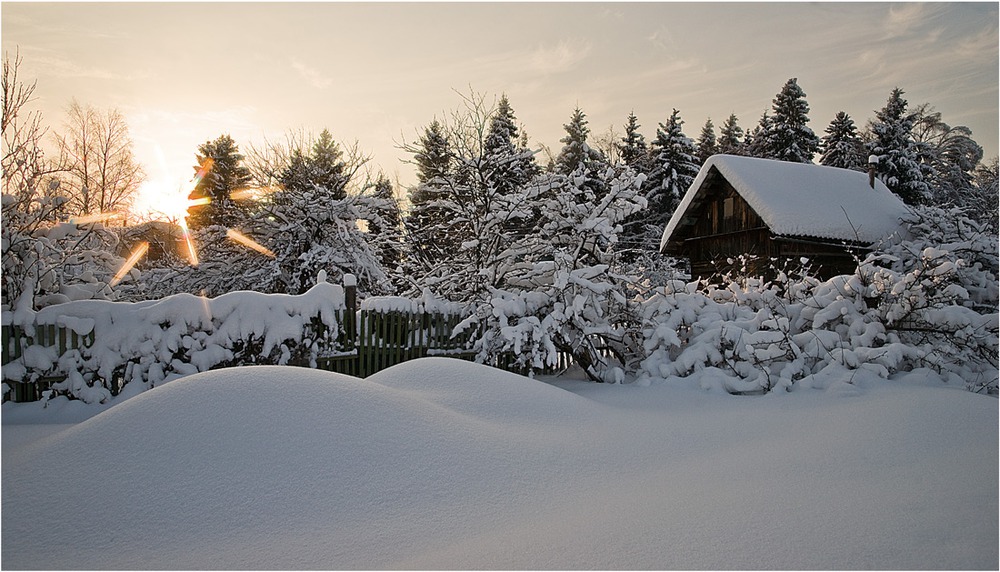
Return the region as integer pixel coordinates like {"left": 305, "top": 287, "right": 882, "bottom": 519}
{"left": 2, "top": 358, "right": 997, "bottom": 570}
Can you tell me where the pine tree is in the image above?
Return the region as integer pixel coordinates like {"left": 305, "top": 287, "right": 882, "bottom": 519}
{"left": 555, "top": 107, "right": 604, "bottom": 175}
{"left": 277, "top": 129, "right": 347, "bottom": 199}
{"left": 366, "top": 174, "right": 404, "bottom": 276}
{"left": 481, "top": 95, "right": 538, "bottom": 196}
{"left": 695, "top": 118, "right": 718, "bottom": 163}
{"left": 718, "top": 113, "right": 744, "bottom": 156}
{"left": 618, "top": 111, "right": 649, "bottom": 169}
{"left": 766, "top": 77, "right": 819, "bottom": 163}
{"left": 187, "top": 134, "right": 252, "bottom": 229}
{"left": 819, "top": 111, "right": 866, "bottom": 171}
{"left": 414, "top": 120, "right": 451, "bottom": 185}
{"left": 645, "top": 108, "right": 699, "bottom": 225}
{"left": 865, "top": 88, "right": 931, "bottom": 205}
{"left": 744, "top": 111, "right": 773, "bottom": 158}
{"left": 406, "top": 120, "right": 456, "bottom": 270}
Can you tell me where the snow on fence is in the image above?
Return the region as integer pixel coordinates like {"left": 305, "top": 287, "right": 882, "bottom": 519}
{"left": 1, "top": 280, "right": 477, "bottom": 403}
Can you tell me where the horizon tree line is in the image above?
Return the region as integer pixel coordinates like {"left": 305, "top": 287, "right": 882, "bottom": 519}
{"left": 4, "top": 46, "right": 998, "bottom": 310}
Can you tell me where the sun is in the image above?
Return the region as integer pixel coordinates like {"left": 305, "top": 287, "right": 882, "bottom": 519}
{"left": 131, "top": 176, "right": 196, "bottom": 223}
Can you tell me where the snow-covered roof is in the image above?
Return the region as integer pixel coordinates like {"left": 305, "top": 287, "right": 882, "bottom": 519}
{"left": 660, "top": 155, "right": 911, "bottom": 251}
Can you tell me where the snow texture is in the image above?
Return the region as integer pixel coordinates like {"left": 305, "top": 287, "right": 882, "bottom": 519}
{"left": 2, "top": 358, "right": 996, "bottom": 570}
{"left": 661, "top": 154, "right": 912, "bottom": 250}
{"left": 2, "top": 283, "right": 347, "bottom": 401}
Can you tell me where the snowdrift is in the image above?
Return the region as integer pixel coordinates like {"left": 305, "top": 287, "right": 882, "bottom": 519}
{"left": 3, "top": 358, "right": 997, "bottom": 569}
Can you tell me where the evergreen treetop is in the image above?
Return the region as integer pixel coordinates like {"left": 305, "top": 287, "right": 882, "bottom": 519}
{"left": 618, "top": 111, "right": 648, "bottom": 169}
{"left": 819, "top": 111, "right": 866, "bottom": 171}
{"left": 866, "top": 87, "right": 931, "bottom": 205}
{"left": 696, "top": 117, "right": 718, "bottom": 163}
{"left": 187, "top": 134, "right": 252, "bottom": 228}
{"left": 555, "top": 106, "right": 604, "bottom": 175}
{"left": 718, "top": 113, "right": 744, "bottom": 156}
{"left": 767, "top": 77, "right": 819, "bottom": 163}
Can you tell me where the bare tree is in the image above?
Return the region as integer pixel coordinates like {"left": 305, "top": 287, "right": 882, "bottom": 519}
{"left": 2, "top": 51, "right": 121, "bottom": 310}
{"left": 2, "top": 49, "right": 63, "bottom": 204}
{"left": 246, "top": 127, "right": 372, "bottom": 197}
{"left": 592, "top": 123, "right": 622, "bottom": 166}
{"left": 54, "top": 99, "right": 144, "bottom": 218}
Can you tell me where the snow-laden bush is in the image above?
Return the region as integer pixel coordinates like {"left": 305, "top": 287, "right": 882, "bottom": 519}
{"left": 3, "top": 281, "right": 348, "bottom": 403}
{"left": 460, "top": 166, "right": 647, "bottom": 382}
{"left": 639, "top": 207, "right": 999, "bottom": 394}
{"left": 3, "top": 191, "right": 125, "bottom": 311}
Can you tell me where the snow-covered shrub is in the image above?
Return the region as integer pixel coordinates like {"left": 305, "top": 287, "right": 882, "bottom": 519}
{"left": 3, "top": 281, "right": 349, "bottom": 402}
{"left": 460, "top": 166, "right": 647, "bottom": 382}
{"left": 3, "top": 190, "right": 125, "bottom": 311}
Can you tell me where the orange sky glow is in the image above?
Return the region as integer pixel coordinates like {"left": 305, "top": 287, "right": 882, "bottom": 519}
{"left": 3, "top": 2, "right": 997, "bottom": 221}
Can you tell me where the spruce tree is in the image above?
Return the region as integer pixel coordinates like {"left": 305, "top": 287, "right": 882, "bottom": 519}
{"left": 618, "top": 111, "right": 649, "bottom": 169}
{"left": 767, "top": 77, "right": 819, "bottom": 163}
{"left": 277, "top": 129, "right": 347, "bottom": 199}
{"left": 406, "top": 120, "right": 456, "bottom": 270}
{"left": 646, "top": 108, "right": 699, "bottom": 223}
{"left": 555, "top": 106, "right": 604, "bottom": 175}
{"left": 187, "top": 134, "right": 252, "bottom": 229}
{"left": 367, "top": 174, "right": 404, "bottom": 276}
{"left": 744, "top": 111, "right": 774, "bottom": 158}
{"left": 819, "top": 111, "right": 866, "bottom": 171}
{"left": 482, "top": 94, "right": 538, "bottom": 196}
{"left": 414, "top": 119, "right": 451, "bottom": 184}
{"left": 695, "top": 118, "right": 718, "bottom": 163}
{"left": 865, "top": 88, "right": 930, "bottom": 205}
{"left": 718, "top": 113, "right": 745, "bottom": 155}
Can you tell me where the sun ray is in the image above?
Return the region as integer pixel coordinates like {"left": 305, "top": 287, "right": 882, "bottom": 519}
{"left": 110, "top": 241, "right": 149, "bottom": 286}
{"left": 69, "top": 212, "right": 123, "bottom": 226}
{"left": 226, "top": 229, "right": 275, "bottom": 258}
{"left": 178, "top": 217, "right": 200, "bottom": 266}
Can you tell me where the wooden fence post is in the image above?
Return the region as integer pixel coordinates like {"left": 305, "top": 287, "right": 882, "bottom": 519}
{"left": 344, "top": 274, "right": 357, "bottom": 349}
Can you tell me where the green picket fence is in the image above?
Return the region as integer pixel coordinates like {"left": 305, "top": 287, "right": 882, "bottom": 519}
{"left": 1, "top": 323, "right": 96, "bottom": 402}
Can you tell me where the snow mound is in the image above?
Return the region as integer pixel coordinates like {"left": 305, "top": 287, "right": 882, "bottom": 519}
{"left": 1, "top": 361, "right": 605, "bottom": 570}
{"left": 367, "top": 357, "right": 601, "bottom": 424}
{"left": 2, "top": 361, "right": 996, "bottom": 570}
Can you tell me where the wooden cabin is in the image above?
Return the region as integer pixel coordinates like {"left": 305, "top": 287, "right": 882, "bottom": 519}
{"left": 660, "top": 155, "right": 911, "bottom": 280}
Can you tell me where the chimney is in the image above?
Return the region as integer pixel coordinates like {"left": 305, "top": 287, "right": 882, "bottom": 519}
{"left": 867, "top": 155, "right": 878, "bottom": 189}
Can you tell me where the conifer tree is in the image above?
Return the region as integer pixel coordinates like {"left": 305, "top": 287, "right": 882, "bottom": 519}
{"left": 819, "top": 111, "right": 866, "bottom": 171}
{"left": 646, "top": 108, "right": 699, "bottom": 223}
{"left": 413, "top": 119, "right": 451, "bottom": 184}
{"left": 718, "top": 113, "right": 745, "bottom": 155}
{"left": 865, "top": 88, "right": 930, "bottom": 205}
{"left": 406, "top": 120, "right": 456, "bottom": 270}
{"left": 187, "top": 134, "right": 252, "bottom": 228}
{"left": 618, "top": 111, "right": 649, "bottom": 169}
{"left": 695, "top": 118, "right": 718, "bottom": 163}
{"left": 744, "top": 111, "right": 773, "bottom": 158}
{"left": 555, "top": 107, "right": 604, "bottom": 175}
{"left": 367, "top": 174, "right": 404, "bottom": 276}
{"left": 481, "top": 94, "right": 538, "bottom": 196}
{"left": 766, "top": 77, "right": 819, "bottom": 163}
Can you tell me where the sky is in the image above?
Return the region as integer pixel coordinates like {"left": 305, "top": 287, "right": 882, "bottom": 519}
{"left": 2, "top": 2, "right": 998, "bottom": 205}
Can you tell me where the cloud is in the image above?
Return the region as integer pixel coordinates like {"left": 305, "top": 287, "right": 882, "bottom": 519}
{"left": 15, "top": 51, "right": 149, "bottom": 82}
{"left": 292, "top": 59, "right": 333, "bottom": 90}
{"left": 528, "top": 39, "right": 591, "bottom": 75}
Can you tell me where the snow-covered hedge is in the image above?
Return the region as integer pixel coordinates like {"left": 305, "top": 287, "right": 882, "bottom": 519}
{"left": 3, "top": 282, "right": 348, "bottom": 403}
{"left": 639, "top": 207, "right": 999, "bottom": 394}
